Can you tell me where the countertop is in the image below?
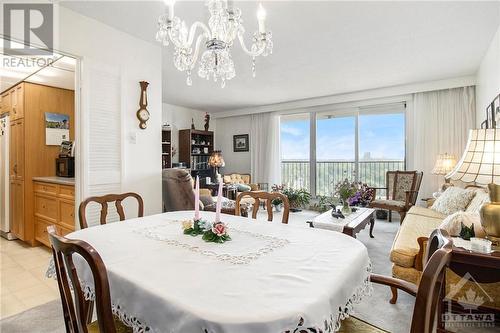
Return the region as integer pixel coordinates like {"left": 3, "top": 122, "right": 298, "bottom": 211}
{"left": 32, "top": 176, "right": 75, "bottom": 186}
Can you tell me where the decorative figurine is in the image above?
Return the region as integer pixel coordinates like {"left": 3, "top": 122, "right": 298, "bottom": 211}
{"left": 191, "top": 118, "right": 195, "bottom": 130}
{"left": 459, "top": 222, "right": 475, "bottom": 240}
{"left": 204, "top": 112, "right": 210, "bottom": 131}
{"left": 331, "top": 207, "right": 345, "bottom": 219}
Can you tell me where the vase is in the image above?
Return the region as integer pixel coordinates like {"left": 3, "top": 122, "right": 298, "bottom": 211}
{"left": 341, "top": 201, "right": 351, "bottom": 215}
{"left": 480, "top": 183, "right": 500, "bottom": 245}
{"left": 274, "top": 204, "right": 282, "bottom": 212}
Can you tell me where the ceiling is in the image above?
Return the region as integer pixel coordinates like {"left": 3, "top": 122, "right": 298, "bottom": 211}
{"left": 62, "top": 1, "right": 500, "bottom": 112}
{"left": 1, "top": 40, "right": 76, "bottom": 93}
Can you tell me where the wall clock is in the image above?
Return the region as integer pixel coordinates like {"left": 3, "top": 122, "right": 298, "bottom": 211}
{"left": 137, "top": 81, "right": 150, "bottom": 129}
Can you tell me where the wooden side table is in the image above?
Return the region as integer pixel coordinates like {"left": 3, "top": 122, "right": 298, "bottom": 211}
{"left": 437, "top": 246, "right": 500, "bottom": 332}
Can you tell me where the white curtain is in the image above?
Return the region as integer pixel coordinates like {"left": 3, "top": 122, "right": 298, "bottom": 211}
{"left": 407, "top": 86, "right": 475, "bottom": 199}
{"left": 250, "top": 112, "right": 281, "bottom": 186}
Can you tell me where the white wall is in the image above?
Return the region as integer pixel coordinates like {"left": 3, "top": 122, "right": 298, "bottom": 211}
{"left": 214, "top": 115, "right": 252, "bottom": 175}
{"left": 476, "top": 25, "right": 500, "bottom": 126}
{"left": 162, "top": 103, "right": 210, "bottom": 163}
{"left": 58, "top": 6, "right": 162, "bottom": 217}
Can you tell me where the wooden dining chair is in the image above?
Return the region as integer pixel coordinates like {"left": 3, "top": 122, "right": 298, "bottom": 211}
{"left": 338, "top": 229, "right": 452, "bottom": 333}
{"left": 79, "top": 192, "right": 144, "bottom": 229}
{"left": 235, "top": 191, "right": 290, "bottom": 224}
{"left": 47, "top": 226, "right": 132, "bottom": 333}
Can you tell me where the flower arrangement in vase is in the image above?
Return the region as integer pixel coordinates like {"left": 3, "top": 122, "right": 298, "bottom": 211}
{"left": 334, "top": 178, "right": 357, "bottom": 215}
{"left": 347, "top": 182, "right": 375, "bottom": 207}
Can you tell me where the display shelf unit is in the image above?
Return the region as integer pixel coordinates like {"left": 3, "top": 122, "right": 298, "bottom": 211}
{"left": 179, "top": 129, "right": 213, "bottom": 181}
{"left": 162, "top": 127, "right": 172, "bottom": 169}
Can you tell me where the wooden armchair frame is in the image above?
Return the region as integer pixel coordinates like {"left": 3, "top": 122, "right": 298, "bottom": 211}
{"left": 235, "top": 191, "right": 290, "bottom": 224}
{"left": 79, "top": 192, "right": 144, "bottom": 229}
{"left": 369, "top": 170, "right": 423, "bottom": 223}
{"left": 370, "top": 229, "right": 452, "bottom": 333}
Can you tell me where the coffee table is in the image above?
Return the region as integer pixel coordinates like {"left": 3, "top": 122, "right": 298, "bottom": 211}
{"left": 307, "top": 207, "right": 375, "bottom": 238}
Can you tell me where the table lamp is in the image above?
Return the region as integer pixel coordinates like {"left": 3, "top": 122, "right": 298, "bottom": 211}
{"left": 208, "top": 150, "right": 225, "bottom": 182}
{"left": 446, "top": 129, "right": 500, "bottom": 244}
{"left": 431, "top": 153, "right": 457, "bottom": 192}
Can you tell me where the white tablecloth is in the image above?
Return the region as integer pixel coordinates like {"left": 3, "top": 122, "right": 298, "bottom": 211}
{"left": 60, "top": 211, "right": 372, "bottom": 333}
{"left": 311, "top": 208, "right": 371, "bottom": 232}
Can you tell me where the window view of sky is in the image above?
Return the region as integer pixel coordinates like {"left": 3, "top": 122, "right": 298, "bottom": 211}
{"left": 281, "top": 113, "right": 405, "bottom": 161}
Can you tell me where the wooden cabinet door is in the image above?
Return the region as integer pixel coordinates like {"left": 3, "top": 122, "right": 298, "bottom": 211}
{"left": 10, "top": 180, "right": 24, "bottom": 239}
{"left": 9, "top": 119, "right": 24, "bottom": 181}
{"left": 1, "top": 92, "right": 11, "bottom": 116}
{"left": 10, "top": 85, "right": 23, "bottom": 120}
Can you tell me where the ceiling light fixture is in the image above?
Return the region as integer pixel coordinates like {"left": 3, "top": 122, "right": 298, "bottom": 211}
{"left": 156, "top": 0, "right": 273, "bottom": 88}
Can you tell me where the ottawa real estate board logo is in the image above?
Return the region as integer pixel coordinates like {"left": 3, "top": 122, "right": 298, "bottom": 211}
{"left": 3, "top": 3, "right": 54, "bottom": 66}
{"left": 443, "top": 272, "right": 495, "bottom": 329}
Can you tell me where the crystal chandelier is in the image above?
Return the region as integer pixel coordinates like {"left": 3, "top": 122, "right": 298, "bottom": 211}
{"left": 156, "top": 0, "right": 273, "bottom": 88}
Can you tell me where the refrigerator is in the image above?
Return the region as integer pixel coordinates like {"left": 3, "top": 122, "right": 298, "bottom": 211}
{"left": 0, "top": 113, "right": 14, "bottom": 240}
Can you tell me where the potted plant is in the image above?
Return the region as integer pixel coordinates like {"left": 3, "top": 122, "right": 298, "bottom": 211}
{"left": 271, "top": 184, "right": 285, "bottom": 211}
{"left": 282, "top": 187, "right": 311, "bottom": 212}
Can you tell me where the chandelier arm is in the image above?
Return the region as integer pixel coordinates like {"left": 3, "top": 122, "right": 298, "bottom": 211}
{"left": 189, "top": 33, "right": 208, "bottom": 70}
{"left": 237, "top": 32, "right": 265, "bottom": 57}
{"left": 187, "top": 21, "right": 212, "bottom": 47}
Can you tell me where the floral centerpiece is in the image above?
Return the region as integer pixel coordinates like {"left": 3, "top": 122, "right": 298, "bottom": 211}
{"left": 183, "top": 176, "right": 231, "bottom": 243}
{"left": 348, "top": 182, "right": 375, "bottom": 207}
{"left": 334, "top": 178, "right": 357, "bottom": 214}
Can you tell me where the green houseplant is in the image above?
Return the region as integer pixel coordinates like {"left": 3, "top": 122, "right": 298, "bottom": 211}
{"left": 282, "top": 187, "right": 311, "bottom": 212}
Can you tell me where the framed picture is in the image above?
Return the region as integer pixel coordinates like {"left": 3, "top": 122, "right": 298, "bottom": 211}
{"left": 45, "top": 112, "right": 70, "bottom": 145}
{"left": 233, "top": 134, "right": 249, "bottom": 152}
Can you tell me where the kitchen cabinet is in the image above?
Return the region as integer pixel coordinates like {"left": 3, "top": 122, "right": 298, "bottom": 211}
{"left": 34, "top": 181, "right": 75, "bottom": 247}
{"left": 5, "top": 82, "right": 74, "bottom": 245}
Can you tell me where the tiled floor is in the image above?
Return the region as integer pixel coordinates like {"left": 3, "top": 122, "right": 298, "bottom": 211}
{"left": 0, "top": 237, "right": 59, "bottom": 319}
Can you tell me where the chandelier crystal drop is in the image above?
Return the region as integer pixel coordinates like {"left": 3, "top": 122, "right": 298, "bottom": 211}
{"left": 156, "top": 0, "right": 273, "bottom": 87}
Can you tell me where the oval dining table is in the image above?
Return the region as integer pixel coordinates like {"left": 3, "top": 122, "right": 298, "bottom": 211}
{"left": 58, "top": 210, "right": 372, "bottom": 333}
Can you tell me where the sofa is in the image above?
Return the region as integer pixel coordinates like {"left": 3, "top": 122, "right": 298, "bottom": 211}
{"left": 223, "top": 173, "right": 260, "bottom": 192}
{"left": 389, "top": 185, "right": 499, "bottom": 309}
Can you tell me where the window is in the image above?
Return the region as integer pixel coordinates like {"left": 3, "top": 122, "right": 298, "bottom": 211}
{"left": 280, "top": 113, "right": 310, "bottom": 190}
{"left": 280, "top": 103, "right": 406, "bottom": 197}
{"left": 316, "top": 113, "right": 356, "bottom": 196}
{"left": 358, "top": 112, "right": 405, "bottom": 191}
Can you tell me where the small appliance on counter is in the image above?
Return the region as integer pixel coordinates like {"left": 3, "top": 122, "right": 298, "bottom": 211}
{"left": 56, "top": 140, "right": 75, "bottom": 177}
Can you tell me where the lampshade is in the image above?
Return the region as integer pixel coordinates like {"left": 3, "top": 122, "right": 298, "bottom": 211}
{"left": 208, "top": 150, "right": 225, "bottom": 168}
{"left": 431, "top": 153, "right": 457, "bottom": 175}
{"left": 446, "top": 129, "right": 500, "bottom": 185}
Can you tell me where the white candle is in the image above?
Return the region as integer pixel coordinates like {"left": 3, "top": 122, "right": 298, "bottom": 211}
{"left": 215, "top": 180, "right": 223, "bottom": 222}
{"left": 194, "top": 176, "right": 200, "bottom": 220}
{"left": 165, "top": 0, "right": 175, "bottom": 20}
{"left": 257, "top": 3, "right": 266, "bottom": 33}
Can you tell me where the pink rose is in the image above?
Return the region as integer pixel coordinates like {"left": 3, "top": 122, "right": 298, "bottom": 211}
{"left": 212, "top": 222, "right": 227, "bottom": 236}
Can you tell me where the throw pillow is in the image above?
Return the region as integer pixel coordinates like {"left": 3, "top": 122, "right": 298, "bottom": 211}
{"left": 438, "top": 212, "right": 486, "bottom": 238}
{"left": 431, "top": 187, "right": 476, "bottom": 215}
{"left": 237, "top": 183, "right": 252, "bottom": 192}
{"left": 465, "top": 189, "right": 490, "bottom": 213}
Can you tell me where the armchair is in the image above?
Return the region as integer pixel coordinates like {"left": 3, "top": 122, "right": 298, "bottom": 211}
{"left": 369, "top": 170, "right": 423, "bottom": 223}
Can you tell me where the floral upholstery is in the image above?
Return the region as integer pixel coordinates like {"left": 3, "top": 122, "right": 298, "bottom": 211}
{"left": 430, "top": 187, "right": 476, "bottom": 215}
{"left": 370, "top": 199, "right": 405, "bottom": 208}
{"left": 393, "top": 172, "right": 415, "bottom": 201}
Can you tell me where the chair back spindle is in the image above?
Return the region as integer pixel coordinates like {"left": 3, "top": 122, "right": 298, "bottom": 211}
{"left": 79, "top": 192, "right": 144, "bottom": 229}
{"left": 48, "top": 226, "right": 117, "bottom": 333}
